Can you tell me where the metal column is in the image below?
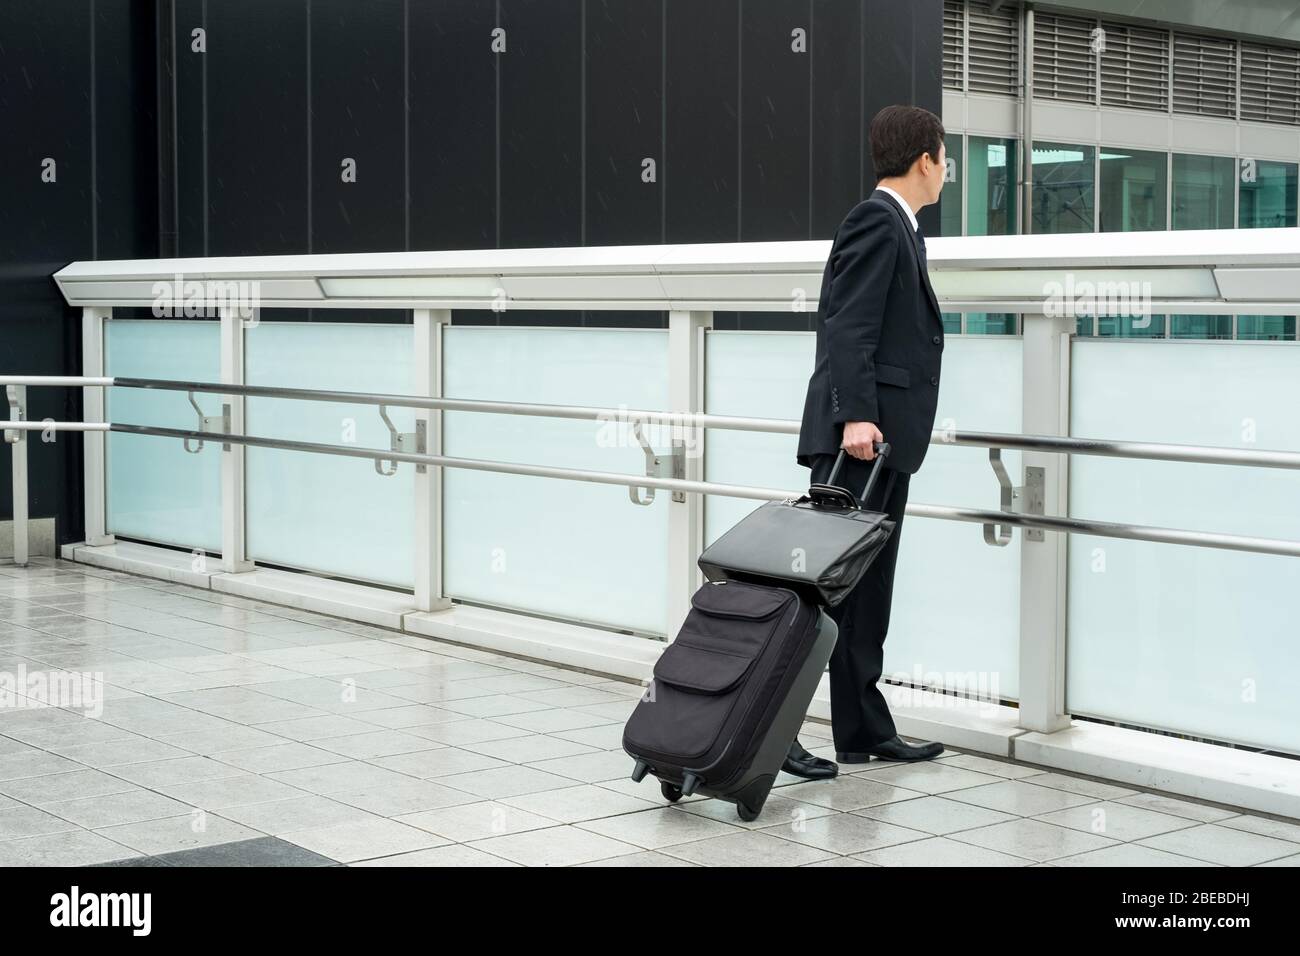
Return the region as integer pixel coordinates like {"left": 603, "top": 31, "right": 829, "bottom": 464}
{"left": 4, "top": 385, "right": 27, "bottom": 566}
{"left": 220, "top": 307, "right": 253, "bottom": 573}
{"left": 413, "top": 309, "right": 452, "bottom": 613}
{"left": 666, "top": 310, "right": 712, "bottom": 638}
{"left": 82, "top": 307, "right": 115, "bottom": 546}
{"left": 1018, "top": 312, "right": 1074, "bottom": 733}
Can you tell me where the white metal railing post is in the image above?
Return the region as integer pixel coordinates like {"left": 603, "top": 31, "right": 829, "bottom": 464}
{"left": 220, "top": 307, "right": 254, "bottom": 573}
{"left": 666, "top": 310, "right": 712, "bottom": 638}
{"left": 1018, "top": 312, "right": 1075, "bottom": 733}
{"left": 82, "top": 307, "right": 115, "bottom": 546}
{"left": 414, "top": 309, "right": 452, "bottom": 612}
{"left": 5, "top": 384, "right": 28, "bottom": 566}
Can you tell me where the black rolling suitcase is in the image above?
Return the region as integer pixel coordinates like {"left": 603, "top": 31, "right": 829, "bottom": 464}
{"left": 622, "top": 443, "right": 895, "bottom": 821}
{"left": 623, "top": 580, "right": 837, "bottom": 821}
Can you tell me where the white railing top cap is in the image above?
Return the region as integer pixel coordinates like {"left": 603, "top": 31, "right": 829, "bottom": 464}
{"left": 52, "top": 226, "right": 1300, "bottom": 313}
{"left": 55, "top": 226, "right": 1300, "bottom": 279}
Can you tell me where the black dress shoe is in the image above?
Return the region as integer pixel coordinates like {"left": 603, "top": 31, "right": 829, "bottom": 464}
{"left": 781, "top": 739, "right": 838, "bottom": 780}
{"left": 836, "top": 735, "right": 944, "bottom": 763}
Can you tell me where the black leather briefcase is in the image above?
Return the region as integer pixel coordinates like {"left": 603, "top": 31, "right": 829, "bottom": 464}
{"left": 697, "top": 443, "right": 897, "bottom": 607}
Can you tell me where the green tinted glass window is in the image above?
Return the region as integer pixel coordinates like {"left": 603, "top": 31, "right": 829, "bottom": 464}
{"left": 1239, "top": 159, "right": 1298, "bottom": 229}
{"left": 939, "top": 135, "right": 964, "bottom": 237}
{"left": 1170, "top": 315, "right": 1232, "bottom": 339}
{"left": 1173, "top": 154, "right": 1234, "bottom": 230}
{"left": 968, "top": 136, "right": 1018, "bottom": 236}
{"left": 1032, "top": 142, "right": 1094, "bottom": 234}
{"left": 1100, "top": 148, "right": 1167, "bottom": 232}
{"left": 1236, "top": 316, "right": 1296, "bottom": 340}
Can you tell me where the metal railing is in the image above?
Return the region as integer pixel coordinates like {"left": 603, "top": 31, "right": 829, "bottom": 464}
{"left": 7, "top": 374, "right": 1300, "bottom": 573}
{"left": 14, "top": 229, "right": 1300, "bottom": 747}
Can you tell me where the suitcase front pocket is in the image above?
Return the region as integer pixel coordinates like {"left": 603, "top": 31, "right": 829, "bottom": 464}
{"left": 652, "top": 641, "right": 755, "bottom": 695}
{"left": 628, "top": 640, "right": 758, "bottom": 762}
{"left": 623, "top": 587, "right": 792, "bottom": 764}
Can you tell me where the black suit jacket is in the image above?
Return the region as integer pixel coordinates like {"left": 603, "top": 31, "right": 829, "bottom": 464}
{"left": 796, "top": 188, "right": 944, "bottom": 475}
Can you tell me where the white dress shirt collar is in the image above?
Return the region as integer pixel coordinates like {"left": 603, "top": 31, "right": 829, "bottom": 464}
{"left": 875, "top": 185, "right": 918, "bottom": 232}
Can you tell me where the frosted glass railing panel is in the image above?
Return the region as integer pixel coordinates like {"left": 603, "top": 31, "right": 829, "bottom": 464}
{"left": 705, "top": 332, "right": 1022, "bottom": 700}
{"left": 245, "top": 322, "right": 415, "bottom": 588}
{"left": 442, "top": 327, "right": 670, "bottom": 636}
{"left": 703, "top": 331, "right": 813, "bottom": 541}
{"left": 1068, "top": 340, "right": 1300, "bottom": 753}
{"left": 105, "top": 319, "right": 221, "bottom": 552}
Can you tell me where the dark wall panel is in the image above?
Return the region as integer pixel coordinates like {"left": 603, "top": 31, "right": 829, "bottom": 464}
{"left": 665, "top": 0, "right": 740, "bottom": 245}
{"left": 409, "top": 0, "right": 497, "bottom": 252}
{"left": 585, "top": 0, "right": 664, "bottom": 249}
{"left": 0, "top": 0, "right": 156, "bottom": 543}
{"left": 205, "top": 0, "right": 309, "bottom": 256}
{"left": 811, "top": 0, "right": 864, "bottom": 237}
{"left": 96, "top": 0, "right": 160, "bottom": 261}
{"left": 310, "top": 0, "right": 405, "bottom": 255}
{"left": 740, "top": 0, "right": 811, "bottom": 242}
{"left": 499, "top": 0, "right": 584, "bottom": 251}
{"left": 174, "top": 0, "right": 206, "bottom": 256}
{"left": 494, "top": 0, "right": 584, "bottom": 327}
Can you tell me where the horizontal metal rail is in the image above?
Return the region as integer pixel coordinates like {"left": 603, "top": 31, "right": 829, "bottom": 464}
{"left": 3, "top": 421, "right": 111, "bottom": 432}
{"left": 6, "top": 377, "right": 1300, "bottom": 560}
{"left": 0, "top": 376, "right": 114, "bottom": 387}
{"left": 943, "top": 430, "right": 1300, "bottom": 471}
{"left": 79, "top": 421, "right": 1300, "bottom": 560}
{"left": 5, "top": 374, "right": 1300, "bottom": 471}
{"left": 113, "top": 376, "right": 802, "bottom": 436}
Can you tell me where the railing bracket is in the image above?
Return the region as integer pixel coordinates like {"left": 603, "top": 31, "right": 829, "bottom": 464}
{"left": 1021, "top": 465, "right": 1045, "bottom": 541}
{"left": 4, "top": 384, "right": 26, "bottom": 446}
{"left": 376, "top": 404, "right": 419, "bottom": 476}
{"left": 182, "top": 391, "right": 227, "bottom": 454}
{"left": 629, "top": 420, "right": 683, "bottom": 506}
{"left": 985, "top": 449, "right": 1045, "bottom": 545}
{"left": 984, "top": 448, "right": 1015, "bottom": 546}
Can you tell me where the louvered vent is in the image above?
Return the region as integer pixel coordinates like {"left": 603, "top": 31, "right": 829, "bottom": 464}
{"left": 967, "top": 0, "right": 1019, "bottom": 96}
{"left": 1099, "top": 22, "right": 1168, "bottom": 111}
{"left": 1173, "top": 33, "right": 1237, "bottom": 118}
{"left": 943, "top": 0, "right": 964, "bottom": 91}
{"left": 1241, "top": 43, "right": 1300, "bottom": 125}
{"left": 1033, "top": 12, "right": 1096, "bottom": 104}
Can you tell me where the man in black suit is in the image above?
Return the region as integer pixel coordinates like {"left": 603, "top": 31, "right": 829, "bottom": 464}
{"left": 783, "top": 105, "right": 948, "bottom": 779}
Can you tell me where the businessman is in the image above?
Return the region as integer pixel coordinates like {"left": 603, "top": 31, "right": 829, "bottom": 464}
{"left": 783, "top": 105, "right": 948, "bottom": 779}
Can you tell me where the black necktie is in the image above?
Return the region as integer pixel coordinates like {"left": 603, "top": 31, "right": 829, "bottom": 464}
{"left": 916, "top": 226, "right": 927, "bottom": 269}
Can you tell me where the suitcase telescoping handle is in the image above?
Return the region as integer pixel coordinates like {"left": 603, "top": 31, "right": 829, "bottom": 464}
{"left": 825, "top": 442, "right": 891, "bottom": 508}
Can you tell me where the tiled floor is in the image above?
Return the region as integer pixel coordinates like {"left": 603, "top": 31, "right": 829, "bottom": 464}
{"left": 2, "top": 558, "right": 1299, "bottom": 867}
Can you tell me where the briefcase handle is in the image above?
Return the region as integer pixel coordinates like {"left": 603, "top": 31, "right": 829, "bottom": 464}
{"left": 816, "top": 442, "right": 891, "bottom": 509}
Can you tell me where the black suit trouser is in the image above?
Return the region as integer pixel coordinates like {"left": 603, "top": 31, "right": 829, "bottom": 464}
{"left": 808, "top": 453, "right": 911, "bottom": 752}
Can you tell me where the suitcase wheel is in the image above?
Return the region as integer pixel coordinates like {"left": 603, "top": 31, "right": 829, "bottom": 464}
{"left": 733, "top": 776, "right": 772, "bottom": 822}
{"left": 660, "top": 781, "right": 683, "bottom": 803}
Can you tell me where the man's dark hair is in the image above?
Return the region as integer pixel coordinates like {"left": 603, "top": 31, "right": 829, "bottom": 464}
{"left": 869, "top": 105, "right": 945, "bottom": 179}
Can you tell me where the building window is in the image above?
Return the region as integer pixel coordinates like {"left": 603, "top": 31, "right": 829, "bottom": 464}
{"left": 1032, "top": 142, "right": 1094, "bottom": 234}
{"left": 1239, "top": 159, "right": 1299, "bottom": 228}
{"left": 1170, "top": 314, "right": 1232, "bottom": 339}
{"left": 939, "top": 135, "right": 964, "bottom": 238}
{"left": 1236, "top": 315, "right": 1297, "bottom": 340}
{"left": 1098, "top": 314, "right": 1166, "bottom": 337}
{"left": 966, "top": 313, "right": 1017, "bottom": 334}
{"left": 1099, "top": 147, "right": 1168, "bottom": 232}
{"left": 967, "top": 136, "right": 1017, "bottom": 236}
{"left": 1172, "top": 154, "right": 1235, "bottom": 230}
